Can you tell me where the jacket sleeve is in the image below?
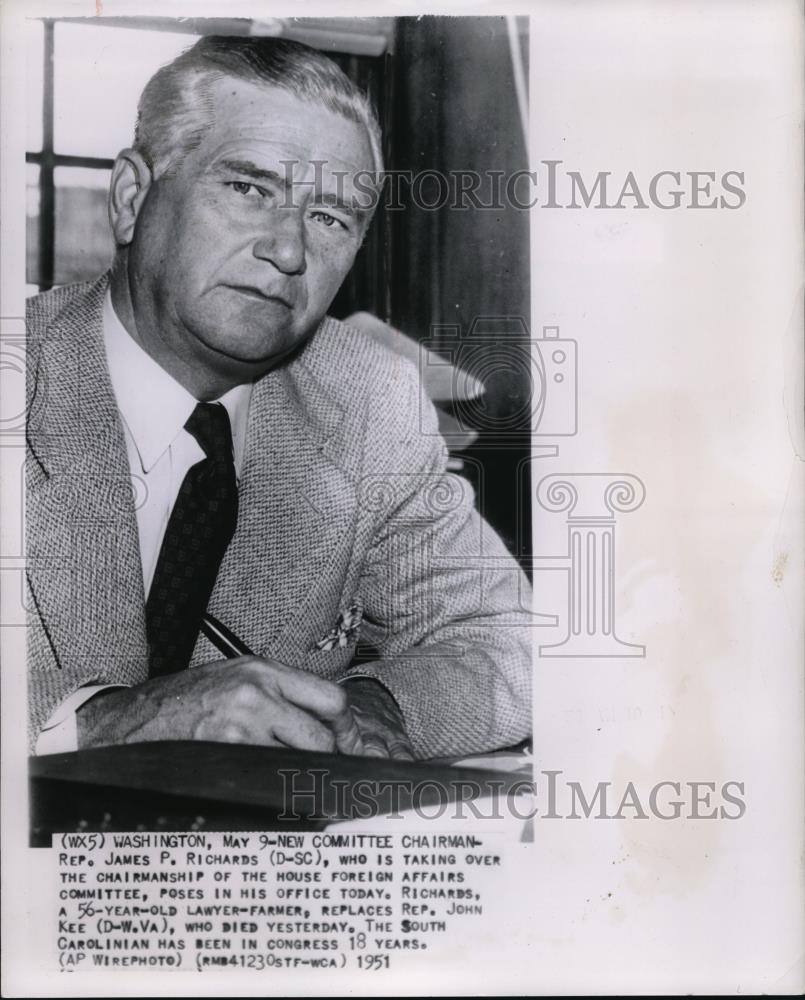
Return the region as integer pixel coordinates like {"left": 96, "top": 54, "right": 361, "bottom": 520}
{"left": 343, "top": 364, "right": 533, "bottom": 759}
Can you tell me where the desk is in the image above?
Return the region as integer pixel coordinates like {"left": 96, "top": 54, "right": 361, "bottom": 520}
{"left": 29, "top": 742, "right": 531, "bottom": 846}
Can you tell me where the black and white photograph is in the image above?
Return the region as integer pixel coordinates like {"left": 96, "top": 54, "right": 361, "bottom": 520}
{"left": 22, "top": 12, "right": 534, "bottom": 834}
{"left": 1, "top": 1, "right": 803, "bottom": 996}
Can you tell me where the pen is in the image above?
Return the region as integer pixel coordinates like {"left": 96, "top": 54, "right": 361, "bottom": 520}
{"left": 201, "top": 613, "right": 352, "bottom": 688}
{"left": 201, "top": 612, "right": 255, "bottom": 659}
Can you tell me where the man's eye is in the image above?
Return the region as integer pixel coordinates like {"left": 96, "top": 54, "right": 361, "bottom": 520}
{"left": 310, "top": 210, "right": 347, "bottom": 231}
{"left": 228, "top": 181, "right": 262, "bottom": 197}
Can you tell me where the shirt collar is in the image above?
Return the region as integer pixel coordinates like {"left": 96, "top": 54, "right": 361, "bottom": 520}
{"left": 102, "top": 291, "right": 252, "bottom": 475}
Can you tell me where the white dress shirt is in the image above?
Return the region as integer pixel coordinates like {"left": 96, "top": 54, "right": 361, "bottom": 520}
{"left": 35, "top": 293, "right": 252, "bottom": 754}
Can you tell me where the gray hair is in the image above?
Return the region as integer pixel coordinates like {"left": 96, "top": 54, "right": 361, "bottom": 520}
{"left": 134, "top": 35, "right": 384, "bottom": 181}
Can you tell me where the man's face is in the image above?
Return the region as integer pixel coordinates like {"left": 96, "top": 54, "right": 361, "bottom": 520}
{"left": 127, "top": 77, "right": 374, "bottom": 382}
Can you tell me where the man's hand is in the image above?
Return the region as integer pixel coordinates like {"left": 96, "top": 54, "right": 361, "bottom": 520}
{"left": 344, "top": 678, "right": 415, "bottom": 760}
{"left": 76, "top": 657, "right": 365, "bottom": 755}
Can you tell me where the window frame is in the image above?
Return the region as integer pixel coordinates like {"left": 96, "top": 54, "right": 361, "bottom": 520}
{"left": 26, "top": 19, "right": 116, "bottom": 291}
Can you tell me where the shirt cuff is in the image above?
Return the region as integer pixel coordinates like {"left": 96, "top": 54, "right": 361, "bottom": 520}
{"left": 35, "top": 685, "right": 128, "bottom": 756}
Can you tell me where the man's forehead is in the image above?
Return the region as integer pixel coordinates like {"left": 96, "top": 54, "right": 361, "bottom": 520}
{"left": 203, "top": 137, "right": 370, "bottom": 185}
{"left": 192, "top": 76, "right": 374, "bottom": 178}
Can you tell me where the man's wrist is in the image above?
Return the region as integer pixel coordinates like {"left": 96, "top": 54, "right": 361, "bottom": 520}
{"left": 36, "top": 685, "right": 129, "bottom": 755}
{"left": 343, "top": 676, "right": 414, "bottom": 759}
{"left": 344, "top": 676, "right": 400, "bottom": 710}
{"left": 76, "top": 686, "right": 133, "bottom": 749}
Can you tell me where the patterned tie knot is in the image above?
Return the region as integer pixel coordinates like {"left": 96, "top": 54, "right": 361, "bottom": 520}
{"left": 185, "top": 402, "right": 234, "bottom": 468}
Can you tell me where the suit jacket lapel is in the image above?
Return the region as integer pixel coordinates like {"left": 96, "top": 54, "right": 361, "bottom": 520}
{"left": 204, "top": 341, "right": 365, "bottom": 668}
{"left": 27, "top": 275, "right": 149, "bottom": 682}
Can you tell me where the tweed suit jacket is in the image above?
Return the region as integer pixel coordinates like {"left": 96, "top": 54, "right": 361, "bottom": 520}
{"left": 26, "top": 274, "right": 533, "bottom": 756}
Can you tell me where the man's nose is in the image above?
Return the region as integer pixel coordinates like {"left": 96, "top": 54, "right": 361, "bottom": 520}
{"left": 252, "top": 210, "right": 307, "bottom": 276}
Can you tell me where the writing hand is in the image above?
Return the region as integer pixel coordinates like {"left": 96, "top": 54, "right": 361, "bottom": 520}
{"left": 76, "top": 656, "right": 365, "bottom": 755}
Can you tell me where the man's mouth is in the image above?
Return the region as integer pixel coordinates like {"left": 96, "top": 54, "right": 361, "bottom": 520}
{"left": 226, "top": 285, "right": 293, "bottom": 309}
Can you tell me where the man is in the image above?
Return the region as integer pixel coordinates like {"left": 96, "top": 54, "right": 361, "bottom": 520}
{"left": 26, "top": 36, "right": 532, "bottom": 761}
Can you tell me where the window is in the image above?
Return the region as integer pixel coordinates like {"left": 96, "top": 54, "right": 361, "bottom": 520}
{"left": 26, "top": 18, "right": 196, "bottom": 291}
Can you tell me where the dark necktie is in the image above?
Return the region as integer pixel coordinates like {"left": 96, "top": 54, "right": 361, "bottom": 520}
{"left": 146, "top": 402, "right": 239, "bottom": 677}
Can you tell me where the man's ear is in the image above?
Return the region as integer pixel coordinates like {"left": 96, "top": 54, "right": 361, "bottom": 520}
{"left": 108, "top": 149, "right": 154, "bottom": 246}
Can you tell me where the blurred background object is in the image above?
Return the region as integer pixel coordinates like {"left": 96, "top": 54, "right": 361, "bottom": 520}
{"left": 345, "top": 311, "right": 483, "bottom": 459}
{"left": 26, "top": 15, "right": 531, "bottom": 570}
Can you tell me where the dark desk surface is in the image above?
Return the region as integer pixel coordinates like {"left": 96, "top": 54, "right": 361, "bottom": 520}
{"left": 29, "top": 741, "right": 531, "bottom": 845}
